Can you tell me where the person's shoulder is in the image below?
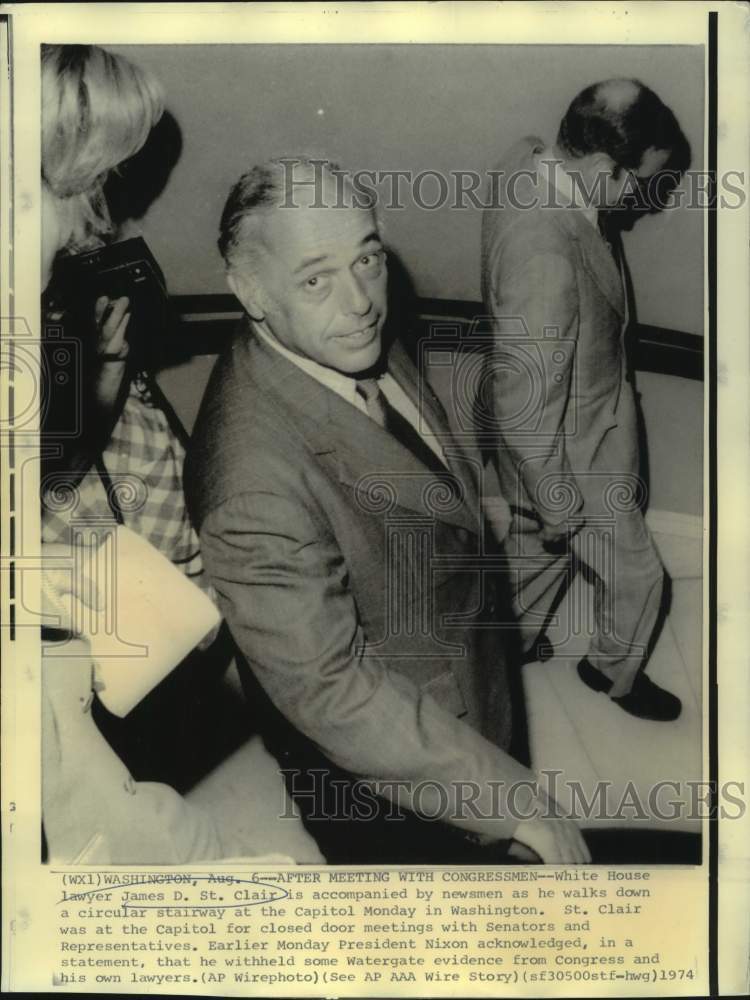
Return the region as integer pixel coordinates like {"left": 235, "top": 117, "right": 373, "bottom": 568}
{"left": 190, "top": 331, "right": 253, "bottom": 443}
{"left": 483, "top": 136, "right": 550, "bottom": 241}
{"left": 483, "top": 152, "right": 574, "bottom": 272}
{"left": 499, "top": 208, "right": 573, "bottom": 259}
{"left": 196, "top": 351, "right": 299, "bottom": 454}
{"left": 185, "top": 332, "right": 306, "bottom": 521}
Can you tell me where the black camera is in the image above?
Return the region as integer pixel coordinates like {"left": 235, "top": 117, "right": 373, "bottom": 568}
{"left": 50, "top": 236, "right": 169, "bottom": 366}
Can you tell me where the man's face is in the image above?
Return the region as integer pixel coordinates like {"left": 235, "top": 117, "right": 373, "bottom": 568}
{"left": 603, "top": 146, "right": 672, "bottom": 208}
{"left": 240, "top": 192, "right": 388, "bottom": 375}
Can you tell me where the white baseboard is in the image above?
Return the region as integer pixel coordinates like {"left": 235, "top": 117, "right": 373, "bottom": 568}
{"left": 646, "top": 509, "right": 703, "bottom": 579}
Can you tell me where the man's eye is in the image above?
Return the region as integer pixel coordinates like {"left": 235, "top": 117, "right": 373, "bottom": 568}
{"left": 301, "top": 274, "right": 330, "bottom": 294}
{"left": 359, "top": 251, "right": 383, "bottom": 268}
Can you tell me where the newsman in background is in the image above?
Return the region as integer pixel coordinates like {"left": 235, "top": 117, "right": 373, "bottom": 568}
{"left": 185, "top": 157, "right": 589, "bottom": 865}
{"left": 481, "top": 79, "right": 690, "bottom": 722}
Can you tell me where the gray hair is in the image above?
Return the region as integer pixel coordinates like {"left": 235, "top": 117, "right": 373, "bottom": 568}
{"left": 218, "top": 156, "right": 377, "bottom": 274}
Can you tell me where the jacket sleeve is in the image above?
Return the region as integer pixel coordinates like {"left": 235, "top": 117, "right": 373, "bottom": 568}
{"left": 200, "top": 487, "right": 536, "bottom": 841}
{"left": 487, "top": 250, "right": 583, "bottom": 529}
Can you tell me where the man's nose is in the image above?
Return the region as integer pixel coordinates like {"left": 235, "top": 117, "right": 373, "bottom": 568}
{"left": 339, "top": 273, "right": 372, "bottom": 317}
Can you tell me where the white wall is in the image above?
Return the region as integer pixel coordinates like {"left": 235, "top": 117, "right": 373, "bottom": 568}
{"left": 114, "top": 43, "right": 704, "bottom": 336}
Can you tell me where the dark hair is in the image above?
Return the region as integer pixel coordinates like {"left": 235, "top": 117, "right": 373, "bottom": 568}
{"left": 557, "top": 78, "right": 691, "bottom": 178}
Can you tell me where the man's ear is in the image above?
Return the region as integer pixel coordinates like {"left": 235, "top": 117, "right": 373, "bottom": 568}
{"left": 227, "top": 271, "right": 265, "bottom": 322}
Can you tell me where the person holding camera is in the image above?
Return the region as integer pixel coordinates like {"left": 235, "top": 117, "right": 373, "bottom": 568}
{"left": 40, "top": 44, "right": 205, "bottom": 597}
{"left": 39, "top": 44, "right": 321, "bottom": 865}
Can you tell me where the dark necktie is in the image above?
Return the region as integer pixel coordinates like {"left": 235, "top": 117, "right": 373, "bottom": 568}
{"left": 356, "top": 378, "right": 448, "bottom": 476}
{"left": 597, "top": 211, "right": 611, "bottom": 247}
{"left": 598, "top": 212, "right": 624, "bottom": 266}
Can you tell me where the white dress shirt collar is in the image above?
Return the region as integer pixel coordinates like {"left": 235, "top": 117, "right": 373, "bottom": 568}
{"left": 253, "top": 322, "right": 361, "bottom": 410}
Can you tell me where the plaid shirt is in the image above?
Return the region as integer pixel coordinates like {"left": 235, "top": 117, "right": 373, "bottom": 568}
{"left": 42, "top": 374, "right": 211, "bottom": 598}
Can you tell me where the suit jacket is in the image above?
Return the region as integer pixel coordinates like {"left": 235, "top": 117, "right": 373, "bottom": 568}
{"left": 481, "top": 137, "right": 640, "bottom": 528}
{"left": 185, "top": 326, "right": 533, "bottom": 840}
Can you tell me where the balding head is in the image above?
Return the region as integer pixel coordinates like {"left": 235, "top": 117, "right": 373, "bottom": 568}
{"left": 597, "top": 78, "right": 640, "bottom": 114}
{"left": 557, "top": 78, "right": 690, "bottom": 177}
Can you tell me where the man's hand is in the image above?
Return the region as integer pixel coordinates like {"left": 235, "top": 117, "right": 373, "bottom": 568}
{"left": 482, "top": 494, "right": 512, "bottom": 544}
{"left": 508, "top": 791, "right": 591, "bottom": 864}
{"left": 508, "top": 817, "right": 591, "bottom": 864}
{"left": 539, "top": 518, "right": 584, "bottom": 554}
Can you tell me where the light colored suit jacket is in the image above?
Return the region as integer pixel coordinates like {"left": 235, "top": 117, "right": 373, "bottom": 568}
{"left": 185, "top": 327, "right": 533, "bottom": 840}
{"left": 481, "top": 137, "right": 640, "bottom": 528}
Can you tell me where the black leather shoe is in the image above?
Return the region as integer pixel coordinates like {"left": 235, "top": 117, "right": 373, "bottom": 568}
{"left": 577, "top": 658, "right": 682, "bottom": 721}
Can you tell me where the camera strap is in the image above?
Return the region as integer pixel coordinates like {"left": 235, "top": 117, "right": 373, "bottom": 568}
{"left": 95, "top": 454, "right": 126, "bottom": 526}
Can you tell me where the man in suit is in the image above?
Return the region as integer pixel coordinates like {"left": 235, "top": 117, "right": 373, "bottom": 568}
{"left": 186, "top": 157, "right": 589, "bottom": 864}
{"left": 481, "top": 79, "right": 690, "bottom": 721}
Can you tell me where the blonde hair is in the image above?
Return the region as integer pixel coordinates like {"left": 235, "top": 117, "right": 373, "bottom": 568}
{"left": 41, "top": 44, "right": 164, "bottom": 252}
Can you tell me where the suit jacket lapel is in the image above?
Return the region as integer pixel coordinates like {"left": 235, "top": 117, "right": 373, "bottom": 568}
{"left": 387, "top": 339, "right": 481, "bottom": 518}
{"left": 247, "top": 331, "right": 478, "bottom": 534}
